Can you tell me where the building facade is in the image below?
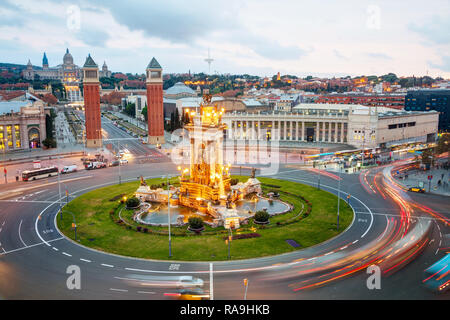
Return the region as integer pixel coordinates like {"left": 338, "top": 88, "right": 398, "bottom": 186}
{"left": 316, "top": 93, "right": 405, "bottom": 109}
{"left": 404, "top": 89, "right": 449, "bottom": 132}
{"left": 222, "top": 104, "right": 438, "bottom": 149}
{"left": 0, "top": 99, "right": 47, "bottom": 151}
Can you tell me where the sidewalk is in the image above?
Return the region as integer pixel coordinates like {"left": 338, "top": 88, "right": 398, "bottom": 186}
{"left": 394, "top": 168, "right": 450, "bottom": 197}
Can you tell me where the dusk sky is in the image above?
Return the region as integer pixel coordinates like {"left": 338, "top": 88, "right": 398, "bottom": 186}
{"left": 1, "top": 0, "right": 449, "bottom": 78}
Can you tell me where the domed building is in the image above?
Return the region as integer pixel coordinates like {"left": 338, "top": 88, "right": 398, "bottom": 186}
{"left": 164, "top": 82, "right": 197, "bottom": 99}
{"left": 23, "top": 49, "right": 112, "bottom": 102}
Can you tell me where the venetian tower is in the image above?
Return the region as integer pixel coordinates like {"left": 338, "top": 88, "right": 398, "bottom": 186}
{"left": 146, "top": 57, "right": 165, "bottom": 145}
{"left": 82, "top": 54, "right": 102, "bottom": 148}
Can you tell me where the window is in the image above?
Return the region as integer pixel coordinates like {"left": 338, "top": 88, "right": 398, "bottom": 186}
{"left": 0, "top": 125, "right": 4, "bottom": 150}
{"left": 388, "top": 124, "right": 397, "bottom": 130}
{"left": 15, "top": 125, "right": 20, "bottom": 148}
{"left": 7, "top": 125, "right": 12, "bottom": 147}
{"left": 151, "top": 71, "right": 161, "bottom": 79}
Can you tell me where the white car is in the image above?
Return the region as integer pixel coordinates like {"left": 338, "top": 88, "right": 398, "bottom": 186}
{"left": 119, "top": 159, "right": 128, "bottom": 165}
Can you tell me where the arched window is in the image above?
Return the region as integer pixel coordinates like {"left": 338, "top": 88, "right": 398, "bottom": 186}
{"left": 28, "top": 128, "right": 40, "bottom": 149}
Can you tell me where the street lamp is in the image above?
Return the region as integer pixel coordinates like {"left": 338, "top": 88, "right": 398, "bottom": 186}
{"left": 166, "top": 174, "right": 172, "bottom": 258}
{"left": 337, "top": 160, "right": 342, "bottom": 231}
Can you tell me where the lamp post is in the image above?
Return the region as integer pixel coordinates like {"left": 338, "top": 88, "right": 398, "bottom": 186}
{"left": 117, "top": 140, "right": 121, "bottom": 185}
{"left": 166, "top": 174, "right": 172, "bottom": 258}
{"left": 57, "top": 156, "right": 63, "bottom": 219}
{"left": 317, "top": 161, "right": 321, "bottom": 190}
{"left": 337, "top": 160, "right": 342, "bottom": 231}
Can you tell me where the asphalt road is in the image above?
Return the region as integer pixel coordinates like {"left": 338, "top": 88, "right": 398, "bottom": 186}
{"left": 0, "top": 122, "right": 448, "bottom": 300}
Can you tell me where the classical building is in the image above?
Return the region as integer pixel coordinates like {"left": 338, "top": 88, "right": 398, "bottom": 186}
{"left": 0, "top": 94, "right": 47, "bottom": 151}
{"left": 146, "top": 57, "right": 165, "bottom": 144}
{"left": 222, "top": 103, "right": 439, "bottom": 149}
{"left": 82, "top": 54, "right": 102, "bottom": 148}
{"left": 23, "top": 49, "right": 112, "bottom": 103}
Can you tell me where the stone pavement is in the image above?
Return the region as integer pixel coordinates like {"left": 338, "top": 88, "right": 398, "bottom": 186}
{"left": 394, "top": 168, "right": 450, "bottom": 197}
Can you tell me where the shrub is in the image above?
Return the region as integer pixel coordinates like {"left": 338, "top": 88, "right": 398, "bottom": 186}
{"left": 223, "top": 233, "right": 261, "bottom": 240}
{"left": 188, "top": 217, "right": 204, "bottom": 230}
{"left": 254, "top": 210, "right": 270, "bottom": 223}
{"left": 126, "top": 196, "right": 140, "bottom": 208}
{"left": 42, "top": 137, "right": 57, "bottom": 148}
{"left": 230, "top": 178, "right": 239, "bottom": 186}
{"left": 137, "top": 226, "right": 142, "bottom": 232}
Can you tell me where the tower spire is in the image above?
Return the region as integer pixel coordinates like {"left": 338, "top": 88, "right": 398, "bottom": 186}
{"left": 204, "top": 48, "right": 214, "bottom": 74}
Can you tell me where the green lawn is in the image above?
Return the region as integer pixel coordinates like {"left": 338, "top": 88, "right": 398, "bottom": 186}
{"left": 57, "top": 176, "right": 353, "bottom": 261}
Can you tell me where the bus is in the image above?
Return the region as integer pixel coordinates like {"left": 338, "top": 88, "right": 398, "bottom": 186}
{"left": 423, "top": 253, "right": 450, "bottom": 293}
{"left": 22, "top": 167, "right": 59, "bottom": 181}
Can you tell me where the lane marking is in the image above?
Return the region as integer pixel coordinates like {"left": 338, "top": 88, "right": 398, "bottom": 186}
{"left": 0, "top": 237, "right": 63, "bottom": 256}
{"left": 138, "top": 291, "right": 155, "bottom": 294}
{"left": 18, "top": 219, "right": 27, "bottom": 247}
{"left": 109, "top": 288, "right": 128, "bottom": 292}
{"left": 101, "top": 263, "right": 114, "bottom": 268}
{"left": 210, "top": 263, "right": 214, "bottom": 301}
{"left": 80, "top": 258, "right": 92, "bottom": 263}
{"left": 62, "top": 252, "right": 72, "bottom": 257}
{"left": 52, "top": 247, "right": 59, "bottom": 251}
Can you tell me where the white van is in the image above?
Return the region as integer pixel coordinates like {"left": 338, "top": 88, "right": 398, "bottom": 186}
{"left": 61, "top": 165, "right": 78, "bottom": 174}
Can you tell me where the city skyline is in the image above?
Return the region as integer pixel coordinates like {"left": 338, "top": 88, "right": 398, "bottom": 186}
{"left": 0, "top": 0, "right": 449, "bottom": 78}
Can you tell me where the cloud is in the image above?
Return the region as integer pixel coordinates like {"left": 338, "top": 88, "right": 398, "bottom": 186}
{"left": 75, "top": 28, "right": 110, "bottom": 47}
{"left": 365, "top": 52, "right": 392, "bottom": 60}
{"left": 409, "top": 15, "right": 450, "bottom": 44}
{"left": 429, "top": 55, "right": 450, "bottom": 72}
{"left": 333, "top": 49, "right": 349, "bottom": 61}
{"left": 89, "top": 0, "right": 238, "bottom": 43}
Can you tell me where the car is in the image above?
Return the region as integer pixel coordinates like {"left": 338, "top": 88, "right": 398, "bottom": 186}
{"left": 119, "top": 159, "right": 128, "bottom": 165}
{"left": 408, "top": 187, "right": 425, "bottom": 193}
{"left": 86, "top": 162, "right": 107, "bottom": 170}
{"left": 61, "top": 165, "right": 78, "bottom": 174}
{"left": 109, "top": 160, "right": 120, "bottom": 167}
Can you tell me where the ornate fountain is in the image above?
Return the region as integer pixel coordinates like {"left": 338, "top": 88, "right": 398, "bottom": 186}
{"left": 135, "top": 94, "right": 289, "bottom": 228}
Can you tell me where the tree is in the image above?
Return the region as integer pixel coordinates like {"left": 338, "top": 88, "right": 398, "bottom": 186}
{"left": 435, "top": 134, "right": 450, "bottom": 154}
{"left": 141, "top": 104, "right": 148, "bottom": 122}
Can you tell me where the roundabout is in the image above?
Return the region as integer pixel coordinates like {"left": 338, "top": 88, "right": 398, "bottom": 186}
{"left": 56, "top": 176, "right": 354, "bottom": 261}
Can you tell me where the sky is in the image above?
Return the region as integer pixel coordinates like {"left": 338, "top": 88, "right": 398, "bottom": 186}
{"left": 0, "top": 0, "right": 449, "bottom": 78}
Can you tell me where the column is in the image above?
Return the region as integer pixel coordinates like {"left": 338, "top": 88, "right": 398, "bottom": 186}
{"left": 271, "top": 120, "right": 274, "bottom": 140}
{"left": 328, "top": 122, "right": 332, "bottom": 142}
{"left": 295, "top": 121, "right": 299, "bottom": 141}
{"left": 283, "top": 120, "right": 287, "bottom": 141}
{"left": 340, "top": 122, "right": 345, "bottom": 143}
{"left": 258, "top": 120, "right": 261, "bottom": 139}
{"left": 322, "top": 122, "right": 326, "bottom": 142}
{"left": 302, "top": 122, "right": 305, "bottom": 141}
{"left": 315, "top": 122, "right": 319, "bottom": 142}
{"left": 334, "top": 122, "right": 338, "bottom": 143}
{"left": 289, "top": 121, "right": 292, "bottom": 140}
{"left": 240, "top": 120, "right": 243, "bottom": 140}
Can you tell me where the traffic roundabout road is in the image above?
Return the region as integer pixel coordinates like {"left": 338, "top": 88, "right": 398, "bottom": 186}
{"left": 0, "top": 161, "right": 447, "bottom": 299}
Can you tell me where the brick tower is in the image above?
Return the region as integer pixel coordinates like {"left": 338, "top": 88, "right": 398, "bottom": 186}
{"left": 146, "top": 57, "right": 165, "bottom": 145}
{"left": 82, "top": 54, "right": 102, "bottom": 148}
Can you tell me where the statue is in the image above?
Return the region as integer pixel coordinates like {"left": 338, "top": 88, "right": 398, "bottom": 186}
{"left": 251, "top": 167, "right": 256, "bottom": 179}
{"left": 140, "top": 175, "right": 147, "bottom": 186}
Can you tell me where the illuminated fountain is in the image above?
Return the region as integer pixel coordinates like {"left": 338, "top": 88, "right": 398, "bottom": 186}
{"left": 135, "top": 94, "right": 289, "bottom": 228}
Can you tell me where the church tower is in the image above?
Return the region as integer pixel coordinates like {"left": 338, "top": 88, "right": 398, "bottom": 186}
{"left": 42, "top": 52, "right": 49, "bottom": 69}
{"left": 145, "top": 57, "right": 165, "bottom": 145}
{"left": 82, "top": 54, "right": 102, "bottom": 148}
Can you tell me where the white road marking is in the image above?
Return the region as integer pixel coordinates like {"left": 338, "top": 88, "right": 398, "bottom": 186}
{"left": 80, "top": 258, "right": 92, "bottom": 263}
{"left": 210, "top": 263, "right": 214, "bottom": 301}
{"left": 137, "top": 291, "right": 155, "bottom": 294}
{"left": 18, "top": 219, "right": 27, "bottom": 247}
{"left": 52, "top": 247, "right": 59, "bottom": 251}
{"left": 62, "top": 252, "right": 72, "bottom": 257}
{"left": 110, "top": 288, "right": 128, "bottom": 292}
{"left": 0, "top": 237, "right": 63, "bottom": 256}
{"left": 101, "top": 263, "right": 114, "bottom": 268}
